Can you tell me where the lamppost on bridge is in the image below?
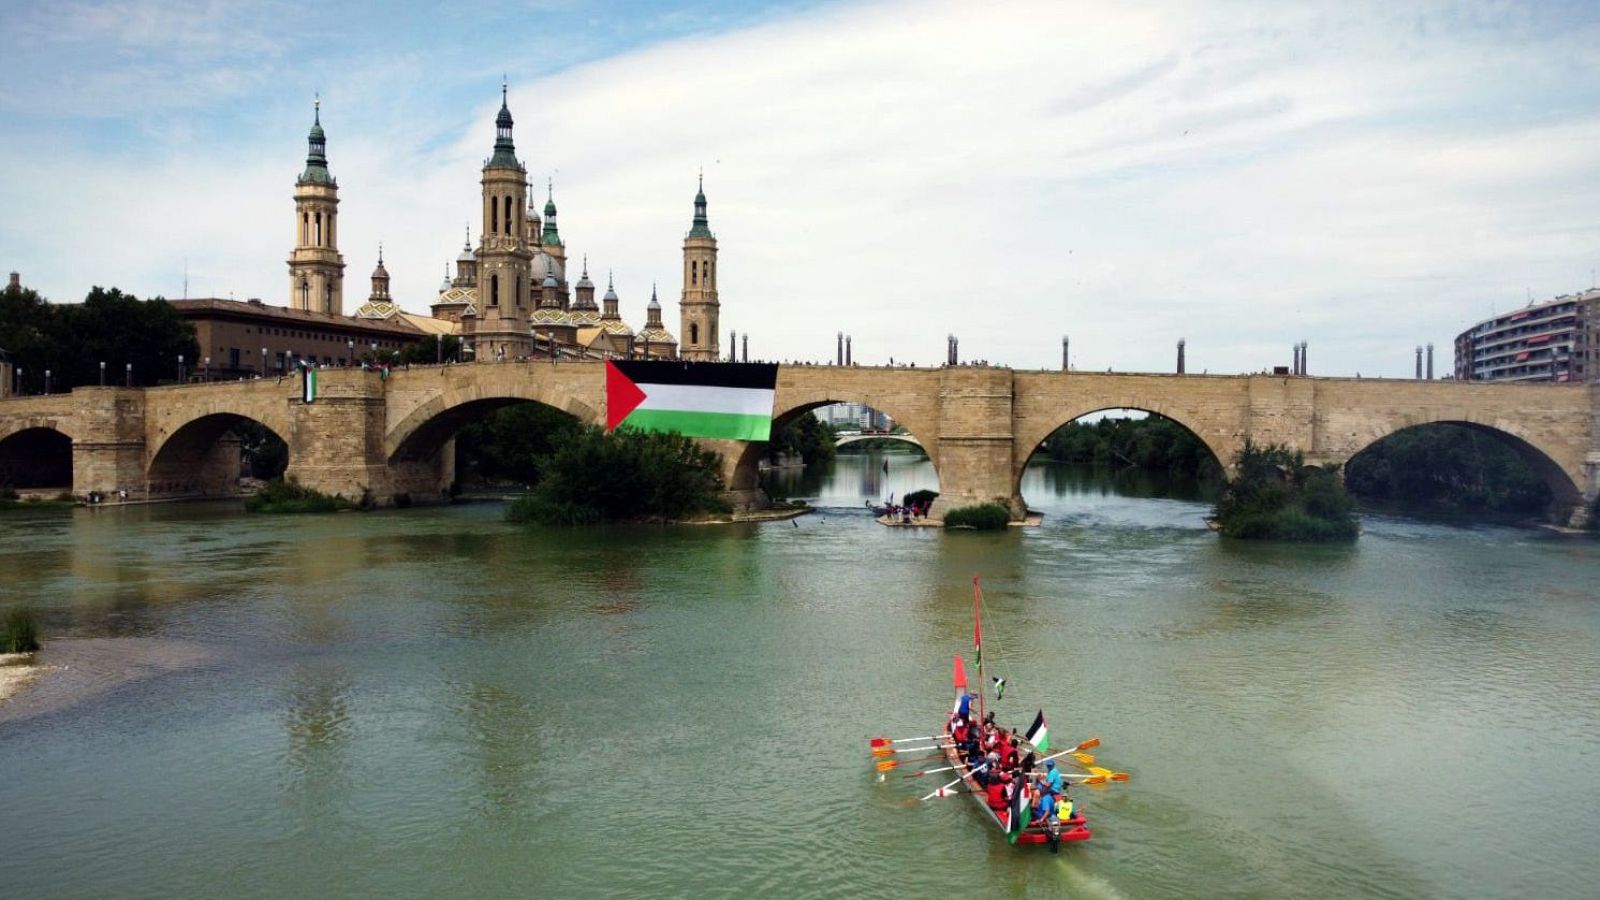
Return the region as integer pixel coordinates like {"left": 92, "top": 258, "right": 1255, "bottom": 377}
{"left": 44, "top": 369, "right": 51, "bottom": 394}
{"left": 14, "top": 368, "right": 21, "bottom": 396}
{"left": 203, "top": 356, "right": 210, "bottom": 381}
{"left": 836, "top": 331, "right": 843, "bottom": 366}
{"left": 261, "top": 347, "right": 268, "bottom": 377}
{"left": 125, "top": 363, "right": 132, "bottom": 387}
{"left": 742, "top": 333, "right": 748, "bottom": 363}
{"left": 728, "top": 330, "right": 737, "bottom": 362}
{"left": 177, "top": 354, "right": 185, "bottom": 383}
{"left": 1177, "top": 339, "right": 1186, "bottom": 375}
{"left": 99, "top": 361, "right": 106, "bottom": 386}
{"left": 1062, "top": 335, "right": 1069, "bottom": 371}
{"left": 347, "top": 339, "right": 354, "bottom": 365}
{"left": 1426, "top": 343, "right": 1434, "bottom": 380}
{"left": 370, "top": 341, "right": 377, "bottom": 364}
{"left": 845, "top": 335, "right": 852, "bottom": 366}
{"left": 1415, "top": 346, "right": 1423, "bottom": 380}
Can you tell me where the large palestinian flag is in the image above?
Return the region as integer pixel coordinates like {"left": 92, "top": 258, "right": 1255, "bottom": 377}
{"left": 605, "top": 360, "right": 778, "bottom": 441}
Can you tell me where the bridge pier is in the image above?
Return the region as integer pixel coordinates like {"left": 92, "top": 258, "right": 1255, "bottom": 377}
{"left": 928, "top": 367, "right": 1025, "bottom": 521}
{"left": 282, "top": 374, "right": 390, "bottom": 505}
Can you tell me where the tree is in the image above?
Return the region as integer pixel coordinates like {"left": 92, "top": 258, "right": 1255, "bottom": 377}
{"left": 454, "top": 403, "right": 581, "bottom": 487}
{"left": 507, "top": 425, "right": 728, "bottom": 524}
{"left": 397, "top": 335, "right": 462, "bottom": 366}
{"left": 767, "top": 414, "right": 836, "bottom": 466}
{"left": 0, "top": 281, "right": 198, "bottom": 390}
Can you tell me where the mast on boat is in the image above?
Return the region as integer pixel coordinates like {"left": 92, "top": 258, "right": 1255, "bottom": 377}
{"left": 973, "top": 575, "right": 985, "bottom": 724}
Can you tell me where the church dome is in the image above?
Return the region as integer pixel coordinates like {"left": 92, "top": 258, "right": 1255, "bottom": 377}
{"left": 457, "top": 246, "right": 476, "bottom": 263}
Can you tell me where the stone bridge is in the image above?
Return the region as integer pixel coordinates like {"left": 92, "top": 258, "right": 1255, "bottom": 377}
{"left": 835, "top": 432, "right": 924, "bottom": 450}
{"left": 2, "top": 362, "right": 1596, "bottom": 525}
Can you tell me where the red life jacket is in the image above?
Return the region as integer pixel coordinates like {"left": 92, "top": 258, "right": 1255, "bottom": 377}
{"left": 986, "top": 781, "right": 1007, "bottom": 810}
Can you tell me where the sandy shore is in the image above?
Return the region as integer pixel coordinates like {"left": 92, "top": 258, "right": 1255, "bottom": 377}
{"left": 0, "top": 652, "right": 44, "bottom": 705}
{"left": 0, "top": 639, "right": 215, "bottom": 725}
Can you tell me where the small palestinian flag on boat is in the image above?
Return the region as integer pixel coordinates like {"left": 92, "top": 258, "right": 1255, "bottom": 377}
{"left": 605, "top": 360, "right": 778, "bottom": 441}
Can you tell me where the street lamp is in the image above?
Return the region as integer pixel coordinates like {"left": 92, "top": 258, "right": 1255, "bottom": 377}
{"left": 177, "top": 354, "right": 185, "bottom": 383}
{"left": 44, "top": 369, "right": 51, "bottom": 394}
{"left": 99, "top": 361, "right": 106, "bottom": 386}
{"left": 261, "top": 347, "right": 268, "bottom": 377}
{"left": 125, "top": 363, "right": 132, "bottom": 387}
{"left": 15, "top": 368, "right": 22, "bottom": 395}
{"left": 347, "top": 339, "right": 354, "bottom": 365}
{"left": 204, "top": 356, "right": 211, "bottom": 381}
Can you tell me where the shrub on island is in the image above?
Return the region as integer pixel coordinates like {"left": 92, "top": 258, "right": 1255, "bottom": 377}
{"left": 1213, "top": 442, "right": 1359, "bottom": 541}
{"left": 2, "top": 608, "right": 40, "bottom": 653}
{"left": 244, "top": 478, "right": 355, "bottom": 514}
{"left": 507, "top": 425, "right": 730, "bottom": 525}
{"left": 903, "top": 489, "right": 939, "bottom": 509}
{"left": 942, "top": 502, "right": 1012, "bottom": 530}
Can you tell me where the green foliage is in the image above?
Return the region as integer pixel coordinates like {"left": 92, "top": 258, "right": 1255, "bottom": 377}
{"left": 2, "top": 608, "right": 40, "bottom": 653}
{"left": 455, "top": 403, "right": 581, "bottom": 487}
{"left": 1042, "top": 415, "right": 1222, "bottom": 479}
{"left": 943, "top": 503, "right": 1012, "bottom": 530}
{"left": 506, "top": 425, "right": 729, "bottom": 525}
{"left": 231, "top": 420, "right": 289, "bottom": 480}
{"left": 0, "top": 282, "right": 199, "bottom": 390}
{"left": 0, "top": 488, "right": 16, "bottom": 501}
{"left": 768, "top": 415, "right": 836, "bottom": 466}
{"left": 244, "top": 478, "right": 354, "bottom": 514}
{"left": 1213, "top": 442, "right": 1359, "bottom": 541}
{"left": 903, "top": 489, "right": 939, "bottom": 508}
{"left": 1344, "top": 424, "right": 1551, "bottom": 515}
{"left": 396, "top": 335, "right": 462, "bottom": 366}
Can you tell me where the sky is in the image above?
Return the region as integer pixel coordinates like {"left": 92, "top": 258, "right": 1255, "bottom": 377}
{"left": 3, "top": 0, "right": 1599, "bottom": 377}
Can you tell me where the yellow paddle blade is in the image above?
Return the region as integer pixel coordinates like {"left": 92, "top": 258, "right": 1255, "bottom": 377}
{"left": 872, "top": 747, "right": 894, "bottom": 757}
{"left": 1071, "top": 753, "right": 1095, "bottom": 765}
{"left": 1083, "top": 776, "right": 1106, "bottom": 785}
{"left": 1088, "top": 766, "right": 1113, "bottom": 778}
{"left": 875, "top": 759, "right": 899, "bottom": 772}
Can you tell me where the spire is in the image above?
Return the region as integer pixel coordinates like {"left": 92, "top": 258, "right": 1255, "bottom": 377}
{"left": 688, "top": 172, "right": 712, "bottom": 238}
{"left": 576, "top": 254, "right": 593, "bottom": 288}
{"left": 487, "top": 78, "right": 521, "bottom": 169}
{"left": 604, "top": 269, "right": 617, "bottom": 300}
{"left": 299, "top": 95, "right": 333, "bottom": 185}
{"left": 541, "top": 178, "right": 562, "bottom": 246}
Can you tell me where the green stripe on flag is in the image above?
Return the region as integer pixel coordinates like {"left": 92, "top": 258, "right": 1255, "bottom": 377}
{"left": 621, "top": 409, "right": 772, "bottom": 441}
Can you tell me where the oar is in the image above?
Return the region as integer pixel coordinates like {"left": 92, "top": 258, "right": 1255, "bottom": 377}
{"left": 902, "top": 760, "right": 975, "bottom": 778}
{"left": 872, "top": 742, "right": 950, "bottom": 757}
{"left": 869, "top": 734, "right": 942, "bottom": 748}
{"left": 921, "top": 763, "right": 987, "bottom": 801}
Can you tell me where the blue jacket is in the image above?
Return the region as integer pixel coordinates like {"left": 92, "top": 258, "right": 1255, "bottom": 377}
{"left": 1044, "top": 767, "right": 1063, "bottom": 794}
{"left": 1035, "top": 790, "right": 1057, "bottom": 820}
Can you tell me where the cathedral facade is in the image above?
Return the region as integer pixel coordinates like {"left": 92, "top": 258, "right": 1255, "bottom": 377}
{"left": 328, "top": 84, "right": 716, "bottom": 362}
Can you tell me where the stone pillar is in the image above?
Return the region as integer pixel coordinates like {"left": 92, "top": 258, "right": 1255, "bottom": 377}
{"left": 0, "top": 360, "right": 11, "bottom": 399}
{"left": 1426, "top": 343, "right": 1434, "bottom": 380}
{"left": 845, "top": 335, "right": 852, "bottom": 367}
{"left": 1177, "top": 339, "right": 1186, "bottom": 375}
{"left": 1415, "top": 346, "right": 1423, "bottom": 380}
{"left": 1061, "top": 336, "right": 1068, "bottom": 371}
{"left": 72, "top": 387, "right": 148, "bottom": 500}
{"left": 283, "top": 369, "right": 389, "bottom": 504}
{"left": 742, "top": 333, "right": 748, "bottom": 364}
{"left": 927, "top": 366, "right": 1022, "bottom": 522}
{"left": 836, "top": 332, "right": 843, "bottom": 366}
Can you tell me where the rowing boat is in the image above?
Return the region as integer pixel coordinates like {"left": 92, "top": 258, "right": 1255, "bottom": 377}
{"left": 947, "top": 576, "right": 1091, "bottom": 847}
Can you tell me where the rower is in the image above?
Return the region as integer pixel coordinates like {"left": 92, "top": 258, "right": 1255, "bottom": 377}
{"left": 1042, "top": 758, "right": 1063, "bottom": 795}
{"left": 1035, "top": 783, "right": 1057, "bottom": 823}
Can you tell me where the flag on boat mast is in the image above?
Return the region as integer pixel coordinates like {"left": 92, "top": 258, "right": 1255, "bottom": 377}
{"left": 1008, "top": 779, "right": 1034, "bottom": 844}
{"left": 1024, "top": 709, "right": 1049, "bottom": 752}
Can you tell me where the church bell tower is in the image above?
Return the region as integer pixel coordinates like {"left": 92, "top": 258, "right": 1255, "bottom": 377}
{"left": 287, "top": 97, "right": 345, "bottom": 314}
{"left": 473, "top": 80, "right": 534, "bottom": 360}
{"left": 679, "top": 174, "right": 719, "bottom": 361}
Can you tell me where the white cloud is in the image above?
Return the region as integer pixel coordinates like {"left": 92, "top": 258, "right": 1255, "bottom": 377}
{"left": 6, "top": 0, "right": 1600, "bottom": 377}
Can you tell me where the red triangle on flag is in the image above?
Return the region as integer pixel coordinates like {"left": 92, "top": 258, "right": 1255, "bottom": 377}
{"left": 605, "top": 361, "right": 647, "bottom": 431}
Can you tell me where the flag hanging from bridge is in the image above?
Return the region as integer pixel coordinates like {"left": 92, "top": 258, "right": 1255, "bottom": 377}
{"left": 605, "top": 360, "right": 778, "bottom": 441}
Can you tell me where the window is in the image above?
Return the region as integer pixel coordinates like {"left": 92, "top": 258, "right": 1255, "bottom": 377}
{"left": 690, "top": 322, "right": 699, "bottom": 344}
{"left": 691, "top": 260, "right": 698, "bottom": 286}
{"left": 490, "top": 274, "right": 500, "bottom": 306}
{"left": 504, "top": 197, "right": 513, "bottom": 235}
{"left": 315, "top": 212, "right": 323, "bottom": 245}
{"left": 491, "top": 198, "right": 499, "bottom": 234}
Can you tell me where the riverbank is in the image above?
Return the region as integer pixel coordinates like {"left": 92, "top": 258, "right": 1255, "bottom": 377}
{"left": 0, "top": 652, "right": 42, "bottom": 704}
{"left": 0, "top": 638, "right": 215, "bottom": 725}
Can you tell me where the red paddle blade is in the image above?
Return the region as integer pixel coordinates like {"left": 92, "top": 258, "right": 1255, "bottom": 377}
{"left": 1076, "top": 737, "right": 1101, "bottom": 751}
{"left": 869, "top": 737, "right": 890, "bottom": 748}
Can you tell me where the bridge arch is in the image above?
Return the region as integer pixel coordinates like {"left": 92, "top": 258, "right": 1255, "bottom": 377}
{"left": 147, "top": 412, "right": 288, "bottom": 497}
{"left": 386, "top": 388, "right": 601, "bottom": 464}
{"left": 835, "top": 432, "right": 925, "bottom": 452}
{"left": 724, "top": 395, "right": 940, "bottom": 493}
{"left": 1013, "top": 405, "right": 1233, "bottom": 510}
{"left": 0, "top": 425, "right": 75, "bottom": 493}
{"left": 1343, "top": 419, "right": 1583, "bottom": 522}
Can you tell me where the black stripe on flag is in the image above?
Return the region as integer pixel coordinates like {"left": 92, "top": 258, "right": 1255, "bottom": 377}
{"left": 611, "top": 360, "right": 778, "bottom": 390}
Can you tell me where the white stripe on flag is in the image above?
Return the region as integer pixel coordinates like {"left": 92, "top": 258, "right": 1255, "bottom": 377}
{"left": 633, "top": 383, "right": 775, "bottom": 417}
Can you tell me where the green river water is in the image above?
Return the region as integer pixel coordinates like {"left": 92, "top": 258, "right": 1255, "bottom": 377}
{"left": 1, "top": 453, "right": 1597, "bottom": 899}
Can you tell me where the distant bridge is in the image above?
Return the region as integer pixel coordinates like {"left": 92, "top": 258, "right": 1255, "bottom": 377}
{"left": 834, "top": 431, "right": 924, "bottom": 450}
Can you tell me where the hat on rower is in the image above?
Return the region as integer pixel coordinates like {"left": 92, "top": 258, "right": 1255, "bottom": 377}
{"left": 1045, "top": 760, "right": 1055, "bottom": 769}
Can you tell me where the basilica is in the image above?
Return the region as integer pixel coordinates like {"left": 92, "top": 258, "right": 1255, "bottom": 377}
{"left": 224, "top": 83, "right": 722, "bottom": 371}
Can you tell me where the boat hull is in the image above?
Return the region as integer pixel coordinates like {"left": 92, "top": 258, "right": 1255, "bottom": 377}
{"left": 942, "top": 740, "right": 1092, "bottom": 845}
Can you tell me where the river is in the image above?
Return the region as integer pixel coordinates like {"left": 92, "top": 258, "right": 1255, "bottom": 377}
{"left": 1, "top": 451, "right": 1597, "bottom": 898}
